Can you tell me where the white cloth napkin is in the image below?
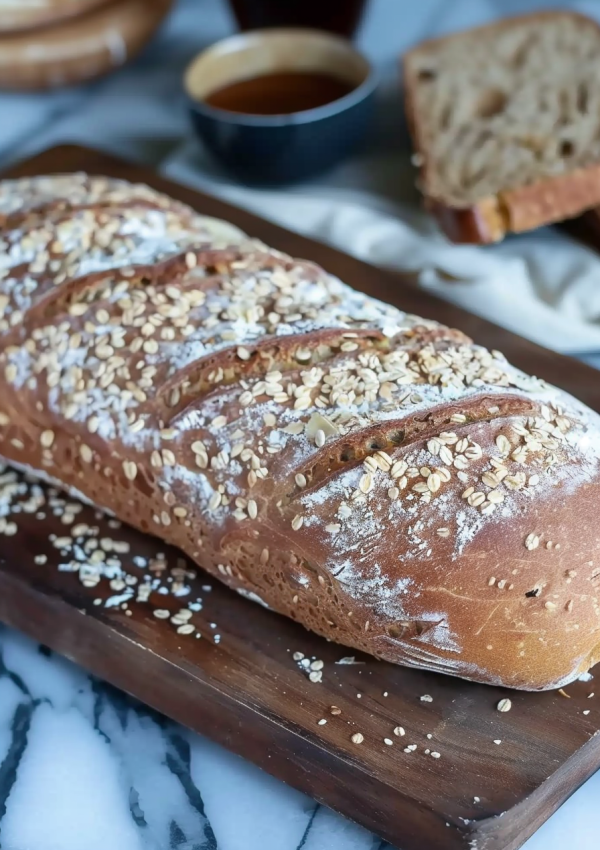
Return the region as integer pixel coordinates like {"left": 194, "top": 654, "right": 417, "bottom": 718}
{"left": 164, "top": 141, "right": 600, "bottom": 356}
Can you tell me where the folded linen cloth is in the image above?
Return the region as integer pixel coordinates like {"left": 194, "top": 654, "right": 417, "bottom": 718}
{"left": 164, "top": 142, "right": 600, "bottom": 356}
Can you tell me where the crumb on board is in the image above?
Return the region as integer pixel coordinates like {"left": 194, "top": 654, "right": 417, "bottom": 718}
{"left": 558, "top": 689, "right": 572, "bottom": 699}
{"left": 0, "top": 473, "right": 213, "bottom": 638}
{"left": 335, "top": 656, "right": 365, "bottom": 665}
{"left": 292, "top": 651, "right": 324, "bottom": 682}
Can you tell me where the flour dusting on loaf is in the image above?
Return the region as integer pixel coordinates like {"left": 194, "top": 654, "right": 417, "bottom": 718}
{"left": 0, "top": 173, "right": 599, "bottom": 690}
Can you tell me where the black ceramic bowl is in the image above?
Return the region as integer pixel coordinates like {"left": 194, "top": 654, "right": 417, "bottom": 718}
{"left": 184, "top": 28, "right": 376, "bottom": 184}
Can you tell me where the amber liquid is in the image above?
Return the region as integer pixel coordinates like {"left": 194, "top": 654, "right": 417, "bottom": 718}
{"left": 227, "top": 0, "right": 368, "bottom": 38}
{"left": 205, "top": 71, "right": 355, "bottom": 115}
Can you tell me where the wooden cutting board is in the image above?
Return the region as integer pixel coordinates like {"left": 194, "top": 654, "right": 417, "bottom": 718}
{"left": 0, "top": 145, "right": 599, "bottom": 850}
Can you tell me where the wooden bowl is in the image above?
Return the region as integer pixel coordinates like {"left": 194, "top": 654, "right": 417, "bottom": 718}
{"left": 0, "top": 0, "right": 109, "bottom": 33}
{"left": 0, "top": 0, "right": 173, "bottom": 90}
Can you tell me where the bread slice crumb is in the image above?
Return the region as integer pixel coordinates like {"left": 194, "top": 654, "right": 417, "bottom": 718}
{"left": 404, "top": 11, "right": 600, "bottom": 243}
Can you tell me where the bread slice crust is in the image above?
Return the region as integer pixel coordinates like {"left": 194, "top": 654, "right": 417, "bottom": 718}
{"left": 403, "top": 11, "right": 600, "bottom": 243}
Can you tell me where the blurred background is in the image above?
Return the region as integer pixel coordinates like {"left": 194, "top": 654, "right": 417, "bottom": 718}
{"left": 2, "top": 0, "right": 600, "bottom": 348}
{"left": 3, "top": 0, "right": 593, "bottom": 170}
{"left": 0, "top": 0, "right": 595, "bottom": 166}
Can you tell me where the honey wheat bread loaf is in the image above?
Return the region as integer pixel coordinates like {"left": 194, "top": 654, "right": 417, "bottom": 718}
{"left": 1, "top": 173, "right": 600, "bottom": 690}
{"left": 403, "top": 11, "right": 600, "bottom": 243}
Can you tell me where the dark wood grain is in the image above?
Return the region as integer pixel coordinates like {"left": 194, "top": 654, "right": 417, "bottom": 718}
{"left": 0, "top": 144, "right": 598, "bottom": 850}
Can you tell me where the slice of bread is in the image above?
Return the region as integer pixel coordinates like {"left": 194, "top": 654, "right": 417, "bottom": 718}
{"left": 403, "top": 11, "right": 600, "bottom": 243}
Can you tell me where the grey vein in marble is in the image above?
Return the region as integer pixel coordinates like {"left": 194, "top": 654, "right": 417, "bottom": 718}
{"left": 0, "top": 627, "right": 381, "bottom": 850}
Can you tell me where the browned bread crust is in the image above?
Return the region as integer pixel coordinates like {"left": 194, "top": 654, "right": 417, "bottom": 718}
{"left": 403, "top": 11, "right": 600, "bottom": 243}
{"left": 0, "top": 0, "right": 107, "bottom": 33}
{"left": 0, "top": 0, "right": 173, "bottom": 90}
{"left": 1, "top": 174, "right": 600, "bottom": 690}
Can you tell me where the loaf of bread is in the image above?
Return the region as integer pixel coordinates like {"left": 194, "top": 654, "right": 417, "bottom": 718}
{"left": 0, "top": 0, "right": 106, "bottom": 33}
{"left": 403, "top": 11, "right": 600, "bottom": 243}
{"left": 1, "top": 173, "right": 599, "bottom": 690}
{"left": 0, "top": 0, "right": 173, "bottom": 91}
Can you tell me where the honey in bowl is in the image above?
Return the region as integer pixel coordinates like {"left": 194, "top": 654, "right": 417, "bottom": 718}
{"left": 204, "top": 71, "right": 355, "bottom": 115}
{"left": 184, "top": 29, "right": 376, "bottom": 182}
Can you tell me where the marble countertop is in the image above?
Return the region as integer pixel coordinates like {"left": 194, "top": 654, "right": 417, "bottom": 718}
{"left": 0, "top": 1, "right": 599, "bottom": 848}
